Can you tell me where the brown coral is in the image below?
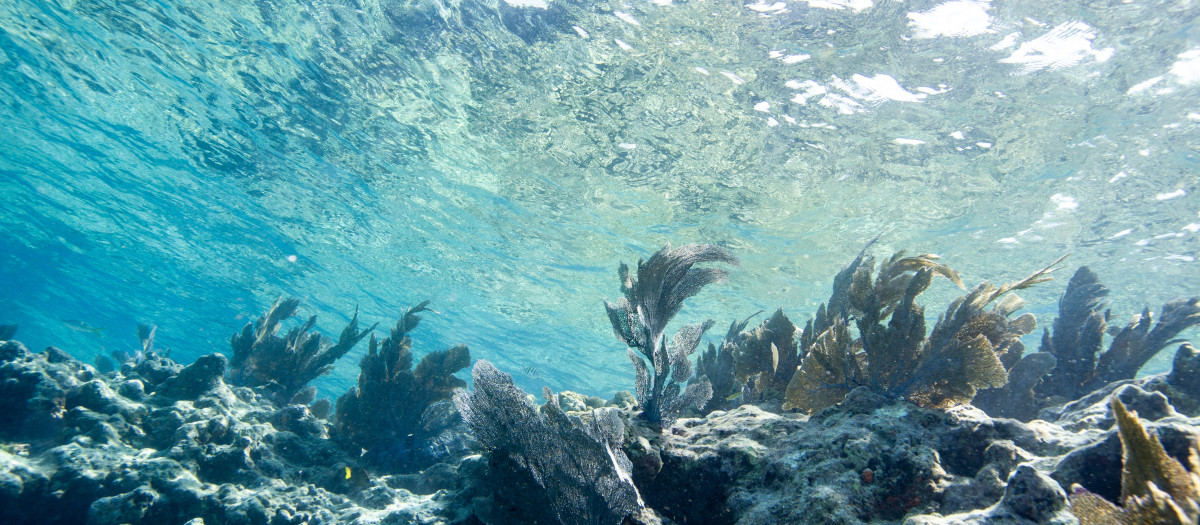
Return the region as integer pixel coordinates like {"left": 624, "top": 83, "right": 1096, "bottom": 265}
{"left": 781, "top": 245, "right": 1064, "bottom": 413}
{"left": 228, "top": 296, "right": 376, "bottom": 403}
{"left": 1068, "top": 396, "right": 1200, "bottom": 524}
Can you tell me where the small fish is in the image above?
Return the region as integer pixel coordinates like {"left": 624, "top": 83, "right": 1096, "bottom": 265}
{"left": 726, "top": 391, "right": 744, "bottom": 401}
{"left": 335, "top": 464, "right": 369, "bottom": 489}
{"left": 524, "top": 366, "right": 539, "bottom": 378}
{"left": 63, "top": 319, "right": 104, "bottom": 337}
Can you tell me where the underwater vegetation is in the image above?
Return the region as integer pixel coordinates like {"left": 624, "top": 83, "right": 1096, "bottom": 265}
{"left": 779, "top": 243, "right": 1060, "bottom": 412}
{"left": 228, "top": 296, "right": 377, "bottom": 404}
{"left": 694, "top": 311, "right": 760, "bottom": 414}
{"left": 972, "top": 266, "right": 1200, "bottom": 422}
{"left": 603, "top": 243, "right": 738, "bottom": 430}
{"left": 1039, "top": 267, "right": 1200, "bottom": 402}
{"left": 333, "top": 301, "right": 471, "bottom": 471}
{"left": 672, "top": 238, "right": 1059, "bottom": 417}
{"left": 3, "top": 241, "right": 1200, "bottom": 525}
{"left": 454, "top": 359, "right": 641, "bottom": 525}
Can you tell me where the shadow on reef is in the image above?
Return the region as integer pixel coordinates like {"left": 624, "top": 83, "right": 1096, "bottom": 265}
{"left": 2, "top": 241, "right": 1200, "bottom": 525}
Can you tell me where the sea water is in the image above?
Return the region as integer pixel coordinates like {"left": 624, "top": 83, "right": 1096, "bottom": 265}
{"left": 0, "top": 0, "right": 1196, "bottom": 400}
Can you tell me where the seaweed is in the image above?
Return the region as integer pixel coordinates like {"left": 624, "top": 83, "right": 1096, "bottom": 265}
{"left": 228, "top": 296, "right": 377, "bottom": 403}
{"left": 782, "top": 245, "right": 1063, "bottom": 413}
{"left": 973, "top": 351, "right": 1056, "bottom": 421}
{"left": 1039, "top": 267, "right": 1110, "bottom": 400}
{"left": 782, "top": 316, "right": 862, "bottom": 412}
{"left": 731, "top": 309, "right": 801, "bottom": 403}
{"left": 1095, "top": 297, "right": 1200, "bottom": 387}
{"left": 603, "top": 243, "right": 738, "bottom": 429}
{"left": 332, "top": 301, "right": 470, "bottom": 471}
{"left": 1037, "top": 267, "right": 1200, "bottom": 403}
{"left": 694, "top": 311, "right": 759, "bottom": 414}
{"left": 454, "top": 359, "right": 642, "bottom": 525}
{"left": 902, "top": 259, "right": 1056, "bottom": 409}
{"left": 1068, "top": 396, "right": 1200, "bottom": 524}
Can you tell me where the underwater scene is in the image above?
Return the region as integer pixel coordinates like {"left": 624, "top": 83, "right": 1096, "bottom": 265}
{"left": 1, "top": 0, "right": 1199, "bottom": 523}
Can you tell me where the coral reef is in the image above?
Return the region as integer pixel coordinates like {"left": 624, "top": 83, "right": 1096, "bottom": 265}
{"left": 1068, "top": 397, "right": 1200, "bottom": 524}
{"left": 332, "top": 301, "right": 472, "bottom": 471}
{"left": 694, "top": 312, "right": 759, "bottom": 414}
{"left": 453, "top": 359, "right": 643, "bottom": 525}
{"left": 782, "top": 246, "right": 1061, "bottom": 412}
{"left": 0, "top": 339, "right": 472, "bottom": 525}
{"left": 4, "top": 243, "right": 1199, "bottom": 525}
{"left": 228, "top": 296, "right": 377, "bottom": 403}
{"left": 603, "top": 243, "right": 738, "bottom": 429}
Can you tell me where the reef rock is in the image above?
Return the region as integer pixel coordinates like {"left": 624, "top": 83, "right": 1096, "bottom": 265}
{"left": 627, "top": 383, "right": 1200, "bottom": 525}
{"left": 0, "top": 341, "right": 472, "bottom": 525}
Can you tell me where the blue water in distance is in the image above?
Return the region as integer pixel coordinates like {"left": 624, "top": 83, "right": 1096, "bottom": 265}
{"left": 1, "top": 0, "right": 1197, "bottom": 398}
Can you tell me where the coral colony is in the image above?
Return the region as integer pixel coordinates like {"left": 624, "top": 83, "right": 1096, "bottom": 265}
{"left": 2, "top": 242, "right": 1200, "bottom": 524}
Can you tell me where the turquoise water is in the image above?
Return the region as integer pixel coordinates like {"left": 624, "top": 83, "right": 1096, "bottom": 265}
{"left": 1, "top": 0, "right": 1196, "bottom": 398}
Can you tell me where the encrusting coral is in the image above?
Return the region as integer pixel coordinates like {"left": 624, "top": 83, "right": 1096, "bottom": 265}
{"left": 604, "top": 243, "right": 738, "bottom": 429}
{"left": 1068, "top": 396, "right": 1200, "bottom": 524}
{"left": 228, "top": 296, "right": 376, "bottom": 403}
{"left": 332, "top": 301, "right": 471, "bottom": 471}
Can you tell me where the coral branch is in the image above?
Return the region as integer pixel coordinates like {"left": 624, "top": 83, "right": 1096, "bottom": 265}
{"left": 603, "top": 243, "right": 737, "bottom": 429}
{"left": 228, "top": 296, "right": 377, "bottom": 403}
{"left": 454, "top": 360, "right": 642, "bottom": 524}
{"left": 332, "top": 301, "right": 468, "bottom": 471}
